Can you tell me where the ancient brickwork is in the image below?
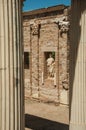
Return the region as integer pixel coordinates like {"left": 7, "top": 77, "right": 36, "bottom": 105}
{"left": 39, "top": 23, "right": 59, "bottom": 85}
{"left": 59, "top": 33, "right": 68, "bottom": 89}
{"left": 23, "top": 5, "right": 70, "bottom": 104}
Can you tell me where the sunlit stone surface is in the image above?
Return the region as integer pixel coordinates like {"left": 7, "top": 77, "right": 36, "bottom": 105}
{"left": 0, "top": 0, "right": 24, "bottom": 130}
{"left": 70, "top": 0, "right": 86, "bottom": 130}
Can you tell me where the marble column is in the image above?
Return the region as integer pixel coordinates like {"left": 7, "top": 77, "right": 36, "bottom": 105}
{"left": 70, "top": 0, "right": 86, "bottom": 130}
{"left": 0, "top": 0, "right": 24, "bottom": 130}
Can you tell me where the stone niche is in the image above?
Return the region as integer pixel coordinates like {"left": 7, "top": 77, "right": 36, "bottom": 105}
{"left": 23, "top": 5, "right": 70, "bottom": 105}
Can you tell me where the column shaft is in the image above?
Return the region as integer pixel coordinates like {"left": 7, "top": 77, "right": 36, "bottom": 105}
{"left": 0, "top": 0, "right": 24, "bottom": 130}
{"left": 70, "top": 0, "right": 86, "bottom": 130}
{"left": 30, "top": 23, "right": 39, "bottom": 97}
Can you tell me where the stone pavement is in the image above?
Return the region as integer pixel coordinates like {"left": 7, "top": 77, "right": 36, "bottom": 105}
{"left": 25, "top": 99, "right": 69, "bottom": 130}
{"left": 25, "top": 79, "right": 61, "bottom": 104}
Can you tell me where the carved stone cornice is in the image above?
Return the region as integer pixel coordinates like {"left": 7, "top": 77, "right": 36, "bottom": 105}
{"left": 59, "top": 20, "right": 70, "bottom": 32}
{"left": 58, "top": 17, "right": 70, "bottom": 36}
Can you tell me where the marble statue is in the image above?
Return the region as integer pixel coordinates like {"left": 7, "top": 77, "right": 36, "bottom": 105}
{"left": 46, "top": 54, "right": 55, "bottom": 78}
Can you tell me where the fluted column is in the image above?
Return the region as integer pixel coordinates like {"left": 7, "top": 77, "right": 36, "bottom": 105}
{"left": 70, "top": 0, "right": 86, "bottom": 130}
{"left": 0, "top": 0, "right": 24, "bottom": 130}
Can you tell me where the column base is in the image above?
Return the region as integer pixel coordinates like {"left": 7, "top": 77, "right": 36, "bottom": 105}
{"left": 70, "top": 123, "right": 86, "bottom": 130}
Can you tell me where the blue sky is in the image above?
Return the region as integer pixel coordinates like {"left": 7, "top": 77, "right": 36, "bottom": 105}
{"left": 23, "top": 0, "right": 71, "bottom": 11}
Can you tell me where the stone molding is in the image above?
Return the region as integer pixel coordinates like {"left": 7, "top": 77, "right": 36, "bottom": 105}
{"left": 58, "top": 18, "right": 70, "bottom": 36}
{"left": 30, "top": 23, "right": 39, "bottom": 35}
{"left": 41, "top": 47, "right": 57, "bottom": 52}
{"left": 29, "top": 17, "right": 70, "bottom": 37}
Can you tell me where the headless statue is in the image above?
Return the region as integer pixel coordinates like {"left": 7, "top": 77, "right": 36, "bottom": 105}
{"left": 47, "top": 54, "right": 55, "bottom": 78}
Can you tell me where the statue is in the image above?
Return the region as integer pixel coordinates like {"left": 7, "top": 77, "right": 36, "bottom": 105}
{"left": 46, "top": 54, "right": 55, "bottom": 78}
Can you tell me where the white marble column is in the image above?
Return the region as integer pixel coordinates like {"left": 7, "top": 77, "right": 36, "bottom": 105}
{"left": 0, "top": 0, "right": 24, "bottom": 130}
{"left": 70, "top": 0, "right": 86, "bottom": 130}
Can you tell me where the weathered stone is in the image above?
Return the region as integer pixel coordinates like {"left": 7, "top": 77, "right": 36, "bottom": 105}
{"left": 0, "top": 0, "right": 24, "bottom": 130}
{"left": 23, "top": 5, "right": 70, "bottom": 104}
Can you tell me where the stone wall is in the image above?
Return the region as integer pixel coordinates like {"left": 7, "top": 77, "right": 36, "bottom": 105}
{"left": 23, "top": 5, "right": 70, "bottom": 104}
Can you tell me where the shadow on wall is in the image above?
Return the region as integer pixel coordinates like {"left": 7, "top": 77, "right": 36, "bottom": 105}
{"left": 25, "top": 114, "right": 69, "bottom": 130}
{"left": 69, "top": 0, "right": 86, "bottom": 121}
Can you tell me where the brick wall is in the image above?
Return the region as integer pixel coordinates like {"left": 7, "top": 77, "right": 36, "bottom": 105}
{"left": 23, "top": 5, "right": 70, "bottom": 104}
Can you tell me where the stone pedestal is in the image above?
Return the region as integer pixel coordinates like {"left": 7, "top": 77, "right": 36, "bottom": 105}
{"left": 70, "top": 0, "right": 86, "bottom": 130}
{"left": 60, "top": 90, "right": 69, "bottom": 105}
{"left": 0, "top": 0, "right": 24, "bottom": 130}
